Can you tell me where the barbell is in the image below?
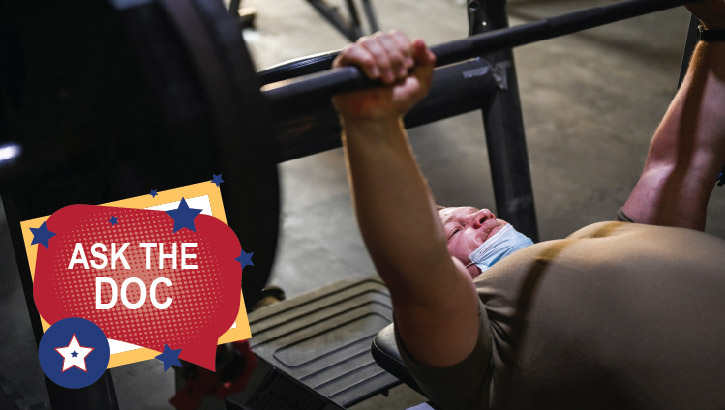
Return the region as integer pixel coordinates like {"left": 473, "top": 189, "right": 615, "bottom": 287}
{"left": 262, "top": 0, "right": 697, "bottom": 109}
{"left": 0, "top": 0, "right": 697, "bottom": 311}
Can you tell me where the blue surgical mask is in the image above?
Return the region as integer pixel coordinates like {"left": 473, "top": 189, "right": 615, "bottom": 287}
{"left": 466, "top": 224, "right": 533, "bottom": 273}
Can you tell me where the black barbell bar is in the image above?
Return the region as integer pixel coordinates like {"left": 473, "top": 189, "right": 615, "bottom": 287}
{"left": 263, "top": 0, "right": 697, "bottom": 109}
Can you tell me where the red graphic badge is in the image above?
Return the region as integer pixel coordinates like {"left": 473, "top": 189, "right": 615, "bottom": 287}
{"left": 24, "top": 183, "right": 253, "bottom": 371}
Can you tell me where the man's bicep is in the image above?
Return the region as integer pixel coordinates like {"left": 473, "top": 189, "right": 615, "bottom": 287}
{"left": 393, "top": 274, "right": 493, "bottom": 410}
{"left": 392, "top": 256, "right": 489, "bottom": 368}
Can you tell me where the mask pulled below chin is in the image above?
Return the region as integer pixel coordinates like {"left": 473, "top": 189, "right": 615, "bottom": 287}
{"left": 465, "top": 224, "right": 534, "bottom": 274}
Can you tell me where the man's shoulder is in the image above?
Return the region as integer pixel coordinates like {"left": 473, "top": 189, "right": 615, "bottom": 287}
{"left": 474, "top": 220, "right": 725, "bottom": 291}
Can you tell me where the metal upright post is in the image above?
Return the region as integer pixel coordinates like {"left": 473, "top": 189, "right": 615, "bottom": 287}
{"left": 360, "top": 0, "right": 378, "bottom": 33}
{"left": 468, "top": 0, "right": 539, "bottom": 242}
{"left": 306, "top": 0, "right": 362, "bottom": 41}
{"left": 228, "top": 0, "right": 241, "bottom": 16}
{"left": 4, "top": 185, "right": 122, "bottom": 410}
{"left": 346, "top": 0, "right": 364, "bottom": 40}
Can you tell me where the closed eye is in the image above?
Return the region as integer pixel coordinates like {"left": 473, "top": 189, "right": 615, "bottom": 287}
{"left": 447, "top": 227, "right": 461, "bottom": 240}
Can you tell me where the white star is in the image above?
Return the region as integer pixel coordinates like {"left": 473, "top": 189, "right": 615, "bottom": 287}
{"left": 55, "top": 334, "right": 94, "bottom": 372}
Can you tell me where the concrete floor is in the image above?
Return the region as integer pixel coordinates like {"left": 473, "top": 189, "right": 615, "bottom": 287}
{"left": 2, "top": 0, "right": 724, "bottom": 408}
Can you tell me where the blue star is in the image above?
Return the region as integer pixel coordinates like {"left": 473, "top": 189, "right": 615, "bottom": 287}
{"left": 30, "top": 222, "right": 56, "bottom": 249}
{"left": 71, "top": 351, "right": 78, "bottom": 358}
{"left": 109, "top": 216, "right": 118, "bottom": 226}
{"left": 155, "top": 344, "right": 182, "bottom": 372}
{"left": 150, "top": 189, "right": 158, "bottom": 198}
{"left": 235, "top": 250, "right": 254, "bottom": 269}
{"left": 165, "top": 198, "right": 202, "bottom": 233}
{"left": 211, "top": 174, "right": 225, "bottom": 187}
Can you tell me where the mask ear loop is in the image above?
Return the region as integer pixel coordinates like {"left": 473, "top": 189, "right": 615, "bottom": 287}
{"left": 465, "top": 261, "right": 475, "bottom": 268}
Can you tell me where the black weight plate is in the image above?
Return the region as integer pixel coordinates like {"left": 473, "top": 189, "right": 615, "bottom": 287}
{"left": 2, "top": 0, "right": 279, "bottom": 329}
{"left": 146, "top": 0, "right": 280, "bottom": 310}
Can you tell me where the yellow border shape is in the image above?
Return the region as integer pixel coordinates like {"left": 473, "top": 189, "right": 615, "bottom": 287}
{"left": 20, "top": 181, "right": 252, "bottom": 368}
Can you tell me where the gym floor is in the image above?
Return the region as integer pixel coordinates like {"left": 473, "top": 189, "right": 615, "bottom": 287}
{"left": 1, "top": 0, "right": 723, "bottom": 409}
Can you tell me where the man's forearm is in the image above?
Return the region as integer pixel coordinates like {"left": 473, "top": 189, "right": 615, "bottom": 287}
{"left": 622, "top": 40, "right": 725, "bottom": 229}
{"left": 343, "top": 116, "right": 482, "bottom": 367}
{"left": 343, "top": 118, "right": 453, "bottom": 299}
{"left": 335, "top": 35, "right": 482, "bottom": 368}
{"left": 648, "top": 41, "right": 725, "bottom": 174}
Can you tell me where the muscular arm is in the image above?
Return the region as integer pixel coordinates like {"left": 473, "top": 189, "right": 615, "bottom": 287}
{"left": 344, "top": 117, "right": 480, "bottom": 366}
{"left": 335, "top": 35, "right": 481, "bottom": 367}
{"left": 622, "top": 16, "right": 725, "bottom": 229}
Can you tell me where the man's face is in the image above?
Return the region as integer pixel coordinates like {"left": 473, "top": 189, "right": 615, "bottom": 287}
{"left": 439, "top": 206, "right": 508, "bottom": 268}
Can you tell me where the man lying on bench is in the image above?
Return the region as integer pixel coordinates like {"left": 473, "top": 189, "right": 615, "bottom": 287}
{"left": 333, "top": 0, "right": 725, "bottom": 408}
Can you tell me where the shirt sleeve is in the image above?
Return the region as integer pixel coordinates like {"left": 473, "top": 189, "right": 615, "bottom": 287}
{"left": 616, "top": 208, "right": 636, "bottom": 223}
{"left": 394, "top": 298, "right": 494, "bottom": 410}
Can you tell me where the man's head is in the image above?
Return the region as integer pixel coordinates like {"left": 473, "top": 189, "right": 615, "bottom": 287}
{"left": 438, "top": 206, "right": 507, "bottom": 265}
{"left": 438, "top": 206, "right": 532, "bottom": 278}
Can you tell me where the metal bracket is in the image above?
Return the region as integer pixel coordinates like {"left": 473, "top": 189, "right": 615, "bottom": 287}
{"left": 491, "top": 60, "right": 512, "bottom": 90}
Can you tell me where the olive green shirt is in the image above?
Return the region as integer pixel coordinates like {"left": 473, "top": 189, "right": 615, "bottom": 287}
{"left": 397, "top": 221, "right": 725, "bottom": 409}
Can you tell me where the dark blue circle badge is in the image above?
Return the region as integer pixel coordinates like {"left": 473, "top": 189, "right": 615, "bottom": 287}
{"left": 38, "top": 317, "right": 111, "bottom": 389}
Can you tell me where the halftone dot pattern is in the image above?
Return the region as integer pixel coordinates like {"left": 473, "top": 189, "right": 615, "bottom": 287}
{"left": 49, "top": 208, "right": 224, "bottom": 352}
